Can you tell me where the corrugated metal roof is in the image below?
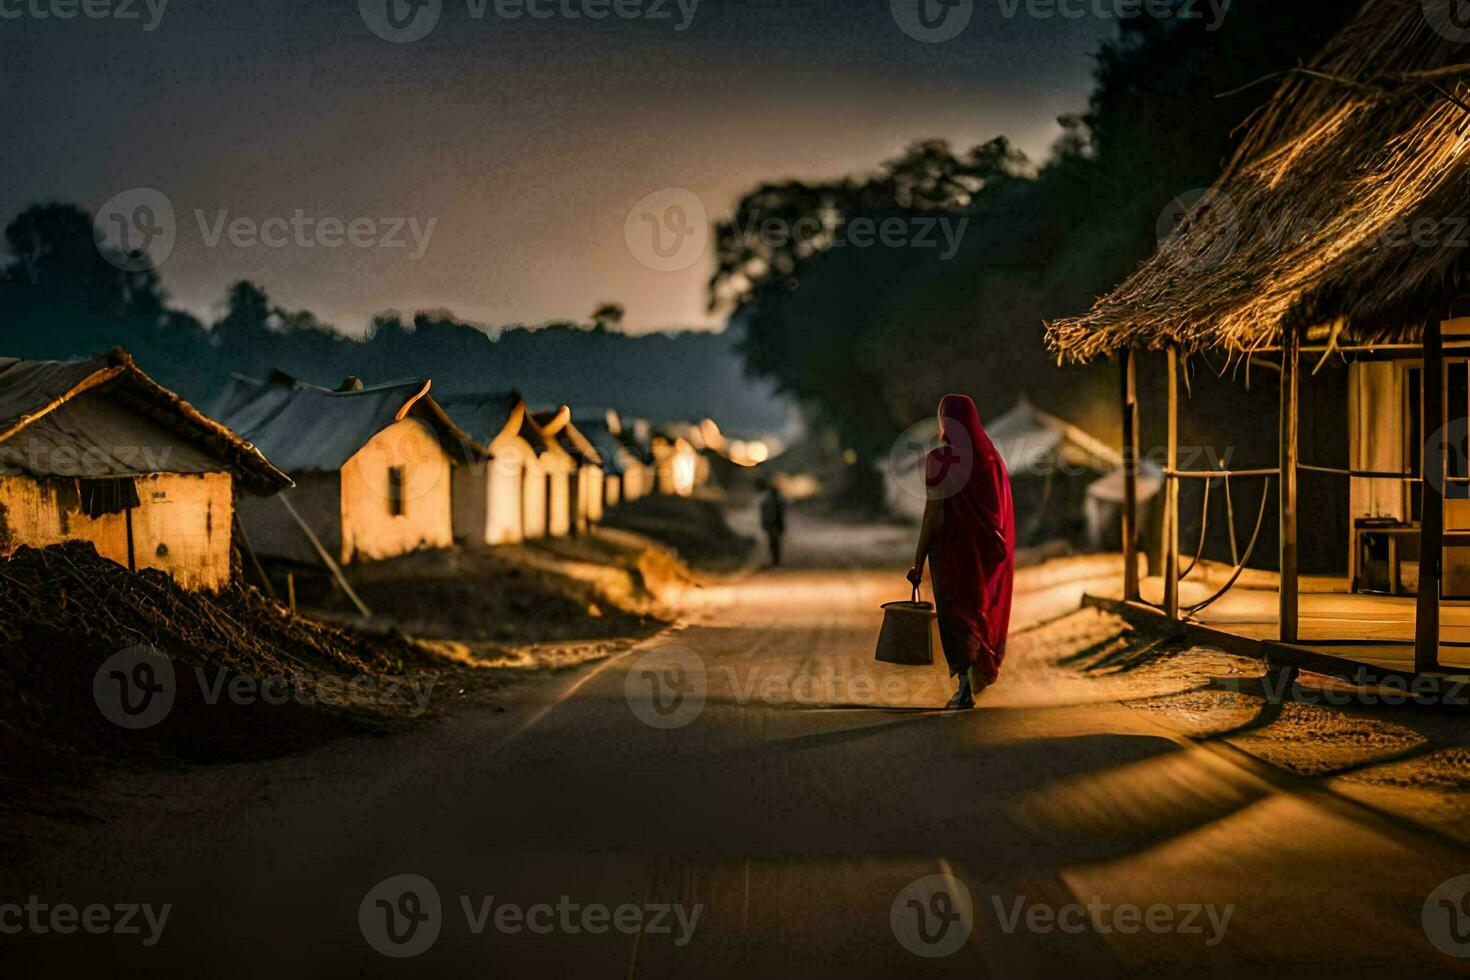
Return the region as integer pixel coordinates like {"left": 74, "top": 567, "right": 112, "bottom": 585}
{"left": 211, "top": 374, "right": 477, "bottom": 474}
{"left": 0, "top": 350, "right": 291, "bottom": 493}
{"left": 436, "top": 391, "right": 523, "bottom": 449}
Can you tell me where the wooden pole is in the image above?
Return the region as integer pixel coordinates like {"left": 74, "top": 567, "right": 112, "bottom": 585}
{"left": 123, "top": 506, "right": 136, "bottom": 573}
{"left": 1121, "top": 348, "right": 1141, "bottom": 601}
{"left": 233, "top": 513, "right": 278, "bottom": 602}
{"left": 1280, "top": 325, "right": 1300, "bottom": 643}
{"left": 1417, "top": 316, "right": 1445, "bottom": 674}
{"left": 279, "top": 495, "right": 373, "bottom": 620}
{"left": 1164, "top": 347, "right": 1181, "bottom": 619}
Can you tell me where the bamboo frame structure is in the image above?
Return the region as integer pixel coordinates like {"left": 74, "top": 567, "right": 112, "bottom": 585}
{"left": 1116, "top": 319, "right": 1457, "bottom": 675}
{"left": 1417, "top": 316, "right": 1445, "bottom": 673}
{"left": 1121, "top": 348, "right": 1141, "bottom": 602}
{"left": 1163, "top": 347, "right": 1180, "bottom": 620}
{"left": 1280, "top": 325, "right": 1300, "bottom": 643}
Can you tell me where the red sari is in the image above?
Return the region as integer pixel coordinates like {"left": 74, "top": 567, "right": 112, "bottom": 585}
{"left": 925, "top": 394, "right": 1015, "bottom": 685}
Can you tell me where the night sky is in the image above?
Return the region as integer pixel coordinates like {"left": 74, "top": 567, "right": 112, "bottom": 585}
{"left": 3, "top": 0, "right": 1112, "bottom": 333}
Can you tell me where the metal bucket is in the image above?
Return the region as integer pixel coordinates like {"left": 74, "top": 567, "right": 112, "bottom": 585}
{"left": 875, "top": 586, "right": 937, "bottom": 666}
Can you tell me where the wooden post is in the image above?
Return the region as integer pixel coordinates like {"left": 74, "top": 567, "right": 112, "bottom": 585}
{"left": 124, "top": 506, "right": 136, "bottom": 573}
{"left": 1121, "top": 348, "right": 1141, "bottom": 601}
{"left": 1280, "top": 325, "right": 1300, "bottom": 643}
{"left": 1164, "top": 347, "right": 1181, "bottom": 619}
{"left": 1417, "top": 316, "right": 1445, "bottom": 674}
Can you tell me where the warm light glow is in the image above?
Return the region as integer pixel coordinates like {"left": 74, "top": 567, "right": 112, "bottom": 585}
{"left": 672, "top": 452, "right": 697, "bottom": 496}
{"left": 700, "top": 418, "right": 725, "bottom": 451}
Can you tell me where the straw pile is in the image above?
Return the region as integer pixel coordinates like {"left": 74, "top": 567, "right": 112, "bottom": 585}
{"left": 0, "top": 541, "right": 454, "bottom": 794}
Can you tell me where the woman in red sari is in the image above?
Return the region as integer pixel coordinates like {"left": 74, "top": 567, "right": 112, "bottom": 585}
{"left": 907, "top": 394, "right": 1016, "bottom": 709}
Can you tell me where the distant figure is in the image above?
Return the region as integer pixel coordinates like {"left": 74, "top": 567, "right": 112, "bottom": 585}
{"left": 908, "top": 394, "right": 1016, "bottom": 710}
{"left": 758, "top": 479, "right": 787, "bottom": 567}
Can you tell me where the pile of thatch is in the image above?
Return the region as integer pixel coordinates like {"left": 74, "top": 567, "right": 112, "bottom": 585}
{"left": 1048, "top": 0, "right": 1470, "bottom": 364}
{"left": 0, "top": 541, "right": 455, "bottom": 795}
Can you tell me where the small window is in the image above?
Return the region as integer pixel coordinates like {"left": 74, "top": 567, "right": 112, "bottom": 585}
{"left": 387, "top": 466, "right": 406, "bottom": 516}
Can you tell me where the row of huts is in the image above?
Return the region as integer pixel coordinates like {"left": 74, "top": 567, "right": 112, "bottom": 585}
{"left": 0, "top": 349, "right": 707, "bottom": 591}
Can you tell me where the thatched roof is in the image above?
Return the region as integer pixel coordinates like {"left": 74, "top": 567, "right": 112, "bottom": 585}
{"left": 1048, "top": 0, "right": 1470, "bottom": 364}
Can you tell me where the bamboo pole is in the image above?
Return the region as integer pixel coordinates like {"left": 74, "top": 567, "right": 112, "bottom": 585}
{"left": 279, "top": 495, "right": 372, "bottom": 619}
{"left": 233, "top": 513, "right": 278, "bottom": 602}
{"left": 1280, "top": 325, "right": 1300, "bottom": 644}
{"left": 1417, "top": 316, "right": 1445, "bottom": 674}
{"left": 1164, "top": 347, "right": 1180, "bottom": 619}
{"left": 1121, "top": 348, "right": 1141, "bottom": 601}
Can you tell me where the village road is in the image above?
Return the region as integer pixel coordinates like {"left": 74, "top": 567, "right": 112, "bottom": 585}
{"left": 6, "top": 513, "right": 1470, "bottom": 978}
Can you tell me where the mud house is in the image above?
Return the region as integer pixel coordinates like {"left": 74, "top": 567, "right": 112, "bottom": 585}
{"left": 885, "top": 398, "right": 1122, "bottom": 546}
{"left": 0, "top": 349, "right": 290, "bottom": 591}
{"left": 612, "top": 415, "right": 656, "bottom": 503}
{"left": 212, "top": 373, "right": 475, "bottom": 566}
{"left": 529, "top": 407, "right": 581, "bottom": 537}
{"left": 578, "top": 412, "right": 643, "bottom": 510}
{"left": 653, "top": 431, "right": 700, "bottom": 497}
{"left": 542, "top": 410, "right": 605, "bottom": 532}
{"left": 436, "top": 391, "right": 537, "bottom": 547}
{"left": 987, "top": 397, "right": 1123, "bottom": 548}
{"left": 1047, "top": 0, "right": 1470, "bottom": 674}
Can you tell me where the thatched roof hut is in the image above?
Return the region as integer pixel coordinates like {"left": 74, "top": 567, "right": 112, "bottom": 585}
{"left": 1048, "top": 0, "right": 1470, "bottom": 363}
{"left": 1045, "top": 2, "right": 1470, "bottom": 675}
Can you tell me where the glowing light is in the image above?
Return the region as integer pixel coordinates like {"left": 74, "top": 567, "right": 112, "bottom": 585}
{"left": 672, "top": 452, "right": 697, "bottom": 496}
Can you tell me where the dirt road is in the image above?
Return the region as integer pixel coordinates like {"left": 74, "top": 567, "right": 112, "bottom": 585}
{"left": 6, "top": 513, "right": 1470, "bottom": 977}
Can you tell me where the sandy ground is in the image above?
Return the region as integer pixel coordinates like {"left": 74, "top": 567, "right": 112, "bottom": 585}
{"left": 5, "top": 510, "right": 1470, "bottom": 977}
